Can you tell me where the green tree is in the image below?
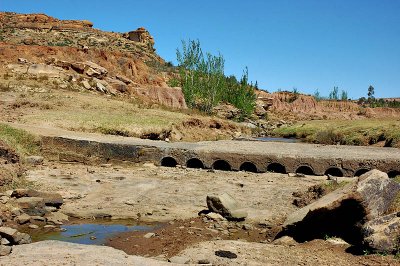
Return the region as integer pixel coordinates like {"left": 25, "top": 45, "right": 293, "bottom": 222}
{"left": 368, "top": 85, "right": 375, "bottom": 102}
{"left": 313, "top": 89, "right": 321, "bottom": 101}
{"left": 176, "top": 39, "right": 255, "bottom": 117}
{"left": 340, "top": 90, "right": 348, "bottom": 101}
{"left": 329, "top": 86, "right": 339, "bottom": 100}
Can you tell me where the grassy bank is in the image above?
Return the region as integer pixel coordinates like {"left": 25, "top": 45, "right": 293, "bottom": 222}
{"left": 2, "top": 90, "right": 247, "bottom": 142}
{"left": 272, "top": 119, "right": 400, "bottom": 147}
{"left": 0, "top": 123, "right": 40, "bottom": 156}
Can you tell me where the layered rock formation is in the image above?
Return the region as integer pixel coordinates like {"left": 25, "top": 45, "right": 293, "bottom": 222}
{"left": 0, "top": 12, "right": 186, "bottom": 109}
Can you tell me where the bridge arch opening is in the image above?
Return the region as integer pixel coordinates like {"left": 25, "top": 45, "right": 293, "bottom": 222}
{"left": 324, "top": 167, "right": 344, "bottom": 177}
{"left": 388, "top": 170, "right": 400, "bottom": 178}
{"left": 296, "top": 165, "right": 315, "bottom": 176}
{"left": 267, "top": 163, "right": 286, "bottom": 174}
{"left": 240, "top": 162, "right": 258, "bottom": 173}
{"left": 186, "top": 158, "right": 204, "bottom": 169}
{"left": 213, "top": 160, "right": 232, "bottom": 171}
{"left": 354, "top": 168, "right": 370, "bottom": 177}
{"left": 160, "top": 157, "right": 177, "bottom": 167}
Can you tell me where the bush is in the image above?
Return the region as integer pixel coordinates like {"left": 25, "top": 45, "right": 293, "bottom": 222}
{"left": 314, "top": 129, "right": 343, "bottom": 145}
{"left": 176, "top": 39, "right": 255, "bottom": 117}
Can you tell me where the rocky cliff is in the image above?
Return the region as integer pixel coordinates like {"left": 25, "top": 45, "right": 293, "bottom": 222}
{"left": 0, "top": 12, "right": 186, "bottom": 109}
{"left": 256, "top": 90, "right": 400, "bottom": 121}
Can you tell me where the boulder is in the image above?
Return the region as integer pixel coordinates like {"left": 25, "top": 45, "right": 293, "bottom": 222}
{"left": 206, "top": 193, "right": 247, "bottom": 220}
{"left": 12, "top": 189, "right": 63, "bottom": 208}
{"left": 362, "top": 212, "right": 400, "bottom": 253}
{"left": 0, "top": 227, "right": 18, "bottom": 241}
{"left": 45, "top": 212, "right": 68, "bottom": 225}
{"left": 18, "top": 58, "right": 28, "bottom": 64}
{"left": 143, "top": 232, "right": 155, "bottom": 239}
{"left": 24, "top": 156, "right": 44, "bottom": 165}
{"left": 272, "top": 236, "right": 297, "bottom": 246}
{"left": 280, "top": 170, "right": 400, "bottom": 245}
{"left": 82, "top": 80, "right": 92, "bottom": 90}
{"left": 83, "top": 61, "right": 108, "bottom": 78}
{"left": 0, "top": 245, "right": 12, "bottom": 256}
{"left": 105, "top": 77, "right": 127, "bottom": 93}
{"left": 205, "top": 212, "right": 225, "bottom": 222}
{"left": 96, "top": 82, "right": 107, "bottom": 93}
{"left": 0, "top": 195, "right": 9, "bottom": 204}
{"left": 213, "top": 103, "right": 241, "bottom": 120}
{"left": 116, "top": 75, "right": 133, "bottom": 85}
{"left": 15, "top": 197, "right": 46, "bottom": 216}
{"left": 14, "top": 232, "right": 32, "bottom": 245}
{"left": 0, "top": 227, "right": 30, "bottom": 245}
{"left": 1, "top": 237, "right": 10, "bottom": 245}
{"left": 15, "top": 213, "right": 31, "bottom": 224}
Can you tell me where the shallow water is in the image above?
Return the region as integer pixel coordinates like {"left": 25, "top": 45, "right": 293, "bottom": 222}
{"left": 33, "top": 221, "right": 157, "bottom": 245}
{"left": 255, "top": 137, "right": 300, "bottom": 143}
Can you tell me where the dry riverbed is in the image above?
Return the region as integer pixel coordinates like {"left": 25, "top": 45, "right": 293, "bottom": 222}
{"left": 25, "top": 161, "right": 326, "bottom": 223}
{"left": 4, "top": 161, "right": 395, "bottom": 265}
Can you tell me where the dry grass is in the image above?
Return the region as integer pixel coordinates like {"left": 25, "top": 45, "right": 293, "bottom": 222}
{"left": 0, "top": 174, "right": 37, "bottom": 193}
{"left": 272, "top": 119, "right": 400, "bottom": 147}
{"left": 19, "top": 92, "right": 187, "bottom": 138}
{"left": 3, "top": 90, "right": 246, "bottom": 141}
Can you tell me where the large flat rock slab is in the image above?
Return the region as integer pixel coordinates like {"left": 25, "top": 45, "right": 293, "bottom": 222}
{"left": 0, "top": 240, "right": 172, "bottom": 265}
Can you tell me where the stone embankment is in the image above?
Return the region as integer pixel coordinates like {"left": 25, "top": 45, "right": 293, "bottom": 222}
{"left": 10, "top": 123, "right": 400, "bottom": 178}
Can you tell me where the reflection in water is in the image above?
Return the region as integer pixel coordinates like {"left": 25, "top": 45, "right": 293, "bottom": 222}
{"left": 255, "top": 137, "right": 299, "bottom": 143}
{"left": 34, "top": 223, "right": 156, "bottom": 245}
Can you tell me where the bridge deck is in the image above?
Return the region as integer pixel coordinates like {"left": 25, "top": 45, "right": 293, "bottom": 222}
{"left": 8, "top": 123, "right": 400, "bottom": 177}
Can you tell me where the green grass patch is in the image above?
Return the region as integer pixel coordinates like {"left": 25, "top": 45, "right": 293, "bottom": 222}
{"left": 0, "top": 123, "right": 41, "bottom": 156}
{"left": 272, "top": 119, "right": 400, "bottom": 147}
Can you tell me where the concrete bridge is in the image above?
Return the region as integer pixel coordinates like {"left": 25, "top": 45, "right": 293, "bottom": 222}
{"left": 11, "top": 124, "right": 400, "bottom": 178}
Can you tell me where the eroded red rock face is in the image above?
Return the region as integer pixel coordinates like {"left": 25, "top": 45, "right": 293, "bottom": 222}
{"left": 0, "top": 12, "right": 187, "bottom": 109}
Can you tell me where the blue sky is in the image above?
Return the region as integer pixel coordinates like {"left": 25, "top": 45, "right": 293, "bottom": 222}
{"left": 2, "top": 0, "right": 399, "bottom": 98}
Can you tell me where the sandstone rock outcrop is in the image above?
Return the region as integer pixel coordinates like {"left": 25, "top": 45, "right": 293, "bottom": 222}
{"left": 280, "top": 170, "right": 400, "bottom": 252}
{"left": 362, "top": 212, "right": 400, "bottom": 253}
{"left": 255, "top": 90, "right": 400, "bottom": 120}
{"left": 134, "top": 87, "right": 187, "bottom": 109}
{"left": 123, "top": 27, "right": 155, "bottom": 51}
{"left": 0, "top": 10, "right": 188, "bottom": 110}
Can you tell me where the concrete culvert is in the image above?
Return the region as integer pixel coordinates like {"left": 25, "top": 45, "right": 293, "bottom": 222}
{"left": 324, "top": 167, "right": 344, "bottom": 177}
{"left": 213, "top": 160, "right": 232, "bottom": 171}
{"left": 160, "top": 157, "right": 177, "bottom": 167}
{"left": 186, "top": 158, "right": 204, "bottom": 169}
{"left": 296, "top": 165, "right": 315, "bottom": 175}
{"left": 239, "top": 162, "right": 258, "bottom": 173}
{"left": 267, "top": 163, "right": 286, "bottom": 174}
{"left": 354, "top": 169, "right": 370, "bottom": 177}
{"left": 388, "top": 170, "right": 400, "bottom": 178}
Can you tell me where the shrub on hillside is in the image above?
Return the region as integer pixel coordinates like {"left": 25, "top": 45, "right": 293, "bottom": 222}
{"left": 175, "top": 39, "right": 256, "bottom": 118}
